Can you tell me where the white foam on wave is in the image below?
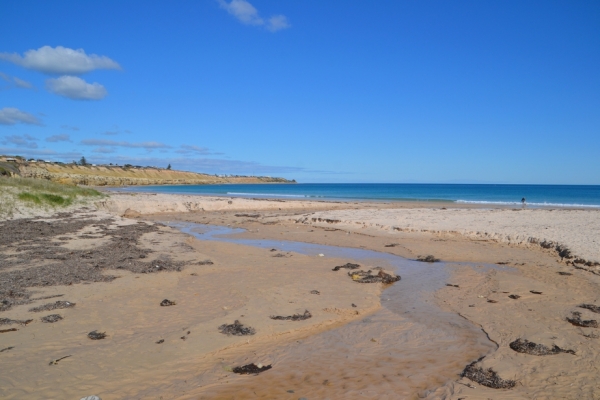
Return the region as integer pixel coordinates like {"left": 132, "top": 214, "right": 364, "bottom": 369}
{"left": 456, "top": 200, "right": 600, "bottom": 208}
{"left": 227, "top": 192, "right": 308, "bottom": 198}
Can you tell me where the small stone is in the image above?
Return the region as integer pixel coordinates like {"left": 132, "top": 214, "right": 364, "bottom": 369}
{"left": 80, "top": 396, "right": 102, "bottom": 400}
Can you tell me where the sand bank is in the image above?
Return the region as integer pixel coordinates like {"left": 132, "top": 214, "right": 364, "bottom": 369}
{"left": 2, "top": 192, "right": 600, "bottom": 398}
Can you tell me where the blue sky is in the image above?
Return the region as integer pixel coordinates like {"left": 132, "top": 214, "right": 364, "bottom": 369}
{"left": 1, "top": 0, "right": 599, "bottom": 184}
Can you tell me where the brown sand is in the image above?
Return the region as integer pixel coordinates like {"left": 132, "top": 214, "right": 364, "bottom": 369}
{"left": 1, "top": 195, "right": 599, "bottom": 399}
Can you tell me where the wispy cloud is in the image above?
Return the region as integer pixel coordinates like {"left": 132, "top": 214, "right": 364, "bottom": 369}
{"left": 176, "top": 144, "right": 222, "bottom": 155}
{"left": 46, "top": 134, "right": 71, "bottom": 143}
{"left": 92, "top": 146, "right": 116, "bottom": 154}
{"left": 0, "top": 107, "right": 43, "bottom": 126}
{"left": 267, "top": 15, "right": 290, "bottom": 32}
{"left": 80, "top": 139, "right": 171, "bottom": 150}
{"left": 60, "top": 124, "right": 79, "bottom": 131}
{"left": 0, "top": 72, "right": 34, "bottom": 90}
{"left": 100, "top": 126, "right": 131, "bottom": 135}
{"left": 0, "top": 46, "right": 121, "bottom": 75}
{"left": 0, "top": 146, "right": 81, "bottom": 160}
{"left": 89, "top": 155, "right": 305, "bottom": 174}
{"left": 218, "top": 0, "right": 290, "bottom": 32}
{"left": 46, "top": 76, "right": 107, "bottom": 100}
{"left": 2, "top": 134, "right": 39, "bottom": 149}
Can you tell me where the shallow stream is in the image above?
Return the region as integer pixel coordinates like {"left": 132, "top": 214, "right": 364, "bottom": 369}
{"left": 172, "top": 222, "right": 498, "bottom": 399}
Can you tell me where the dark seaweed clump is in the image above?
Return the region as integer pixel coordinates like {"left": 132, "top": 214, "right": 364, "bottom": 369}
{"left": 348, "top": 270, "right": 401, "bottom": 284}
{"left": 509, "top": 338, "right": 575, "bottom": 355}
{"left": 508, "top": 294, "right": 521, "bottom": 299}
{"left": 29, "top": 300, "right": 75, "bottom": 313}
{"left": 234, "top": 213, "right": 260, "bottom": 218}
{"left": 41, "top": 314, "right": 63, "bottom": 323}
{"left": 0, "top": 317, "right": 32, "bottom": 326}
{"left": 0, "top": 213, "right": 186, "bottom": 312}
{"left": 160, "top": 299, "right": 176, "bottom": 307}
{"left": 270, "top": 310, "right": 312, "bottom": 321}
{"left": 416, "top": 255, "right": 440, "bottom": 263}
{"left": 461, "top": 362, "right": 516, "bottom": 389}
{"left": 578, "top": 304, "right": 600, "bottom": 314}
{"left": 232, "top": 363, "right": 272, "bottom": 375}
{"left": 567, "top": 311, "right": 599, "bottom": 328}
{"left": 218, "top": 320, "right": 256, "bottom": 336}
{"left": 332, "top": 263, "right": 360, "bottom": 271}
{"left": 88, "top": 330, "right": 107, "bottom": 340}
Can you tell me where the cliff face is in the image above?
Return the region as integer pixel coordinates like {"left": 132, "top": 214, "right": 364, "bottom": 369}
{"left": 15, "top": 164, "right": 294, "bottom": 186}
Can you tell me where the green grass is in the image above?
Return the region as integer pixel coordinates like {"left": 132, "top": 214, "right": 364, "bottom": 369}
{"left": 0, "top": 177, "right": 103, "bottom": 217}
{"left": 0, "top": 176, "right": 102, "bottom": 197}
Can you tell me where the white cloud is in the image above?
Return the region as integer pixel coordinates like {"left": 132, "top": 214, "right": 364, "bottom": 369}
{"left": 219, "top": 0, "right": 263, "bottom": 25}
{"left": 0, "top": 107, "right": 43, "bottom": 125}
{"left": 80, "top": 139, "right": 171, "bottom": 150}
{"left": 46, "top": 134, "right": 71, "bottom": 143}
{"left": 267, "top": 15, "right": 290, "bottom": 32}
{"left": 218, "top": 0, "right": 290, "bottom": 32}
{"left": 2, "top": 135, "right": 38, "bottom": 149}
{"left": 46, "top": 76, "right": 107, "bottom": 100}
{"left": 0, "top": 46, "right": 121, "bottom": 75}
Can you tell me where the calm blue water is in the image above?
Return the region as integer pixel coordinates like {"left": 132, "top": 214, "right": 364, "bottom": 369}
{"left": 121, "top": 183, "right": 600, "bottom": 208}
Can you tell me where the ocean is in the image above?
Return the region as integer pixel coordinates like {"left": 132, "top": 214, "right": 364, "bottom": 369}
{"left": 121, "top": 183, "right": 600, "bottom": 208}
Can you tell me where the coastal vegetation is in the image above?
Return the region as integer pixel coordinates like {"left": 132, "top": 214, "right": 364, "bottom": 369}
{"left": 0, "top": 176, "right": 102, "bottom": 217}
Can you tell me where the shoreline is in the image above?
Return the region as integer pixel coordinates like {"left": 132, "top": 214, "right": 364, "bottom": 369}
{"left": 105, "top": 183, "right": 600, "bottom": 210}
{"left": 2, "top": 191, "right": 600, "bottom": 398}
{"left": 104, "top": 187, "right": 600, "bottom": 210}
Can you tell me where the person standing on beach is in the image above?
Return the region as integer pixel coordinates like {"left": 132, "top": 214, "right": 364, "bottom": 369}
{"left": 521, "top": 197, "right": 526, "bottom": 208}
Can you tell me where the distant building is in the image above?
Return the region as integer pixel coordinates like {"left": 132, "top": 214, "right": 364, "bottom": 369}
{"left": 6, "top": 158, "right": 16, "bottom": 162}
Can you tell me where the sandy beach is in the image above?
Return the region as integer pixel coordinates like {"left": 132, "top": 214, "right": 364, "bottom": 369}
{"left": 1, "top": 192, "right": 600, "bottom": 399}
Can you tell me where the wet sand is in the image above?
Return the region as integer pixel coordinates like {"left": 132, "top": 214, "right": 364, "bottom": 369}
{"left": 1, "top": 195, "right": 599, "bottom": 399}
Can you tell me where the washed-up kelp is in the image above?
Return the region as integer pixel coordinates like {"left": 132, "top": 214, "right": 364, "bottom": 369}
{"left": 461, "top": 362, "right": 516, "bottom": 389}
{"left": 160, "top": 299, "right": 176, "bottom": 307}
{"left": 270, "top": 310, "right": 312, "bottom": 321}
{"left": 416, "top": 255, "right": 440, "bottom": 263}
{"left": 578, "top": 304, "right": 600, "bottom": 314}
{"left": 29, "top": 301, "right": 75, "bottom": 312}
{"left": 0, "top": 214, "right": 186, "bottom": 312}
{"left": 234, "top": 214, "right": 260, "bottom": 218}
{"left": 88, "top": 330, "right": 107, "bottom": 340}
{"left": 509, "top": 338, "right": 575, "bottom": 355}
{"left": 567, "top": 311, "right": 599, "bottom": 328}
{"left": 508, "top": 294, "right": 521, "bottom": 299}
{"left": 0, "top": 317, "right": 32, "bottom": 326}
{"left": 332, "top": 263, "right": 360, "bottom": 271}
{"left": 218, "top": 320, "right": 256, "bottom": 336}
{"left": 232, "top": 363, "right": 272, "bottom": 375}
{"left": 41, "top": 314, "right": 63, "bottom": 323}
{"left": 348, "top": 270, "right": 401, "bottom": 284}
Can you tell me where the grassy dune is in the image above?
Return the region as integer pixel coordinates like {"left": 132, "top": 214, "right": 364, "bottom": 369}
{"left": 0, "top": 177, "right": 103, "bottom": 218}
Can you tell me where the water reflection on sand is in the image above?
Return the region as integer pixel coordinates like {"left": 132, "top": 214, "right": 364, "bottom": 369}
{"left": 172, "top": 222, "right": 497, "bottom": 399}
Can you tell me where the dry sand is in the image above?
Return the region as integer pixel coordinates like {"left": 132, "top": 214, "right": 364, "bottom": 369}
{"left": 1, "top": 192, "right": 600, "bottom": 399}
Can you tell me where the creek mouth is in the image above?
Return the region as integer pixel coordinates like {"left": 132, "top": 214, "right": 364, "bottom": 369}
{"left": 171, "top": 222, "right": 498, "bottom": 399}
